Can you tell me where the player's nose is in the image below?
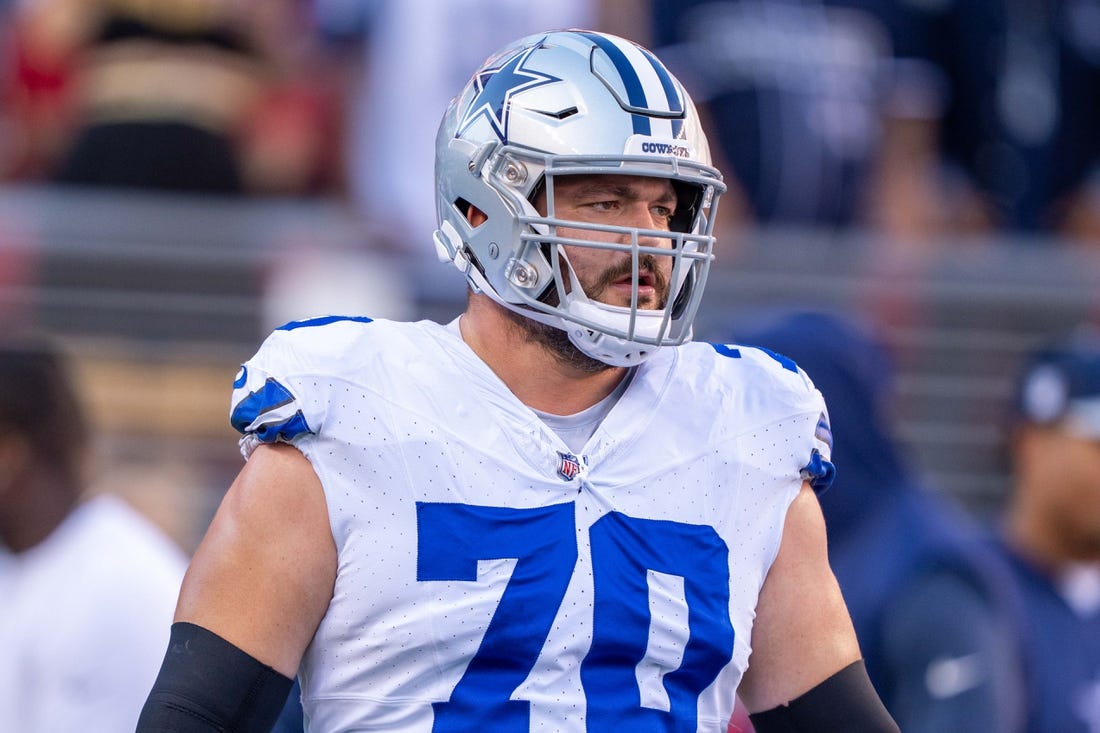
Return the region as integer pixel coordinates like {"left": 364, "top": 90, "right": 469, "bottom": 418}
{"left": 621, "top": 205, "right": 671, "bottom": 247}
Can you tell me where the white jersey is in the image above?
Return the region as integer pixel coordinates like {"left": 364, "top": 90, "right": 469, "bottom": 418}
{"left": 230, "top": 316, "right": 833, "bottom": 733}
{"left": 0, "top": 494, "right": 187, "bottom": 733}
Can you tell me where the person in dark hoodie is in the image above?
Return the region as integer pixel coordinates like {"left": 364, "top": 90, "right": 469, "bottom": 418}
{"left": 994, "top": 330, "right": 1100, "bottom": 733}
{"left": 731, "top": 309, "right": 1025, "bottom": 733}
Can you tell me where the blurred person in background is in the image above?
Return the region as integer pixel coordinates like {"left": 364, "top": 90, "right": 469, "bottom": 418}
{"left": 996, "top": 330, "right": 1100, "bottom": 732}
{"left": 7, "top": 0, "right": 331, "bottom": 196}
{"left": 0, "top": 0, "right": 80, "bottom": 181}
{"left": 872, "top": 0, "right": 1100, "bottom": 246}
{"left": 732, "top": 309, "right": 1026, "bottom": 733}
{"left": 308, "top": 0, "right": 596, "bottom": 251}
{"left": 0, "top": 333, "right": 188, "bottom": 732}
{"left": 614, "top": 0, "right": 1100, "bottom": 250}
{"left": 615, "top": 0, "right": 903, "bottom": 235}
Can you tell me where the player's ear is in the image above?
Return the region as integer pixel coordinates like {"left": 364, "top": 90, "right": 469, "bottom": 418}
{"left": 466, "top": 205, "right": 488, "bottom": 227}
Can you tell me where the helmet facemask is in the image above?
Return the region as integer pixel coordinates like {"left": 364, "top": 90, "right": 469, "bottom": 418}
{"left": 510, "top": 156, "right": 717, "bottom": 366}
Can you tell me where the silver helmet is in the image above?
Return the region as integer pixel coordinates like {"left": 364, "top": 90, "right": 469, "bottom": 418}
{"left": 433, "top": 30, "right": 725, "bottom": 366}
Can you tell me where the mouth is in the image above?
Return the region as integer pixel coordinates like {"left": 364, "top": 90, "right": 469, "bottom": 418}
{"left": 611, "top": 266, "right": 654, "bottom": 285}
{"left": 606, "top": 268, "right": 660, "bottom": 306}
{"left": 583, "top": 253, "right": 671, "bottom": 309}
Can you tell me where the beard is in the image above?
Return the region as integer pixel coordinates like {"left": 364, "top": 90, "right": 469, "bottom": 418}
{"left": 503, "top": 253, "right": 671, "bottom": 373}
{"left": 501, "top": 306, "right": 611, "bottom": 373}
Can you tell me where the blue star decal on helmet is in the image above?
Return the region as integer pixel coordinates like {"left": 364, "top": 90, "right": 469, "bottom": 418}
{"left": 457, "top": 44, "right": 561, "bottom": 142}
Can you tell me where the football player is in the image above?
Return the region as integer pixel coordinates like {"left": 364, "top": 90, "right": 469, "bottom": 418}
{"left": 138, "top": 30, "right": 897, "bottom": 733}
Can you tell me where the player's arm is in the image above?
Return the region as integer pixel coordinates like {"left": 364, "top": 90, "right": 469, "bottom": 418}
{"left": 738, "top": 482, "right": 899, "bottom": 733}
{"left": 137, "top": 443, "right": 337, "bottom": 732}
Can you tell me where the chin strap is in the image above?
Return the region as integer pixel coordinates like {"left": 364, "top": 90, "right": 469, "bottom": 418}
{"left": 566, "top": 323, "right": 661, "bottom": 367}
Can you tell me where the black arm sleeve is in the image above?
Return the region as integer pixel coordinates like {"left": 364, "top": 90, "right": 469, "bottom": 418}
{"left": 748, "top": 660, "right": 900, "bottom": 733}
{"left": 136, "top": 622, "right": 295, "bottom": 733}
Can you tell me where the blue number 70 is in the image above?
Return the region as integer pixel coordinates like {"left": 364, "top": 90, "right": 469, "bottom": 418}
{"left": 417, "top": 501, "right": 734, "bottom": 732}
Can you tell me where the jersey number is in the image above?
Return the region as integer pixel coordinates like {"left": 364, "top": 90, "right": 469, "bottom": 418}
{"left": 417, "top": 501, "right": 734, "bottom": 732}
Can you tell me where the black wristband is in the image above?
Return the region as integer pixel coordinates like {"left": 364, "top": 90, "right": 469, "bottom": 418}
{"left": 137, "top": 622, "right": 294, "bottom": 733}
{"left": 749, "top": 660, "right": 899, "bottom": 733}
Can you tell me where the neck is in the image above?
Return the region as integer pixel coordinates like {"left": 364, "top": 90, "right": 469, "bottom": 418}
{"left": 459, "top": 294, "right": 630, "bottom": 415}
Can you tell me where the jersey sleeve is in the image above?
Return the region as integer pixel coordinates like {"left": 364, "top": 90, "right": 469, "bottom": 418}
{"left": 229, "top": 327, "right": 330, "bottom": 459}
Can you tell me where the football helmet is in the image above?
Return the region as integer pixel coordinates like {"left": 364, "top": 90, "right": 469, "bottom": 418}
{"left": 434, "top": 29, "right": 725, "bottom": 366}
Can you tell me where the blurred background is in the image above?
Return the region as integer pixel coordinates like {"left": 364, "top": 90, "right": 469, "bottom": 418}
{"left": 0, "top": 0, "right": 1097, "bottom": 554}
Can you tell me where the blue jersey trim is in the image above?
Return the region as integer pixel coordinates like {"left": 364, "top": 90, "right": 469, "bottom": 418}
{"left": 250, "top": 411, "right": 314, "bottom": 444}
{"left": 754, "top": 346, "right": 799, "bottom": 373}
{"left": 710, "top": 343, "right": 800, "bottom": 374}
{"left": 801, "top": 449, "right": 837, "bottom": 494}
{"left": 276, "top": 315, "right": 374, "bottom": 331}
{"left": 230, "top": 377, "right": 314, "bottom": 444}
{"left": 710, "top": 343, "right": 742, "bottom": 359}
{"left": 231, "top": 377, "right": 295, "bottom": 432}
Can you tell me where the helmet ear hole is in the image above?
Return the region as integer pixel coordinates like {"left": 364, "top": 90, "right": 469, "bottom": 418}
{"left": 469, "top": 205, "right": 489, "bottom": 228}
{"left": 454, "top": 198, "right": 488, "bottom": 227}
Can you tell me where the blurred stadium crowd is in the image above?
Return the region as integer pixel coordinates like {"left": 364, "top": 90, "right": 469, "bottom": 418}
{"left": 0, "top": 1, "right": 1098, "bottom": 732}
{"left": 4, "top": 0, "right": 1100, "bottom": 242}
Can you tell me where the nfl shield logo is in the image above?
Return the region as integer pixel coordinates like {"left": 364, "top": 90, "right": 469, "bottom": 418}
{"left": 557, "top": 452, "right": 582, "bottom": 481}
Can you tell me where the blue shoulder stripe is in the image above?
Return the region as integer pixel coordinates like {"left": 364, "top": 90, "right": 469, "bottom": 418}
{"left": 249, "top": 411, "right": 313, "bottom": 445}
{"left": 801, "top": 449, "right": 836, "bottom": 494}
{"left": 276, "top": 315, "right": 374, "bottom": 331}
{"left": 231, "top": 377, "right": 294, "bottom": 432}
{"left": 754, "top": 346, "right": 799, "bottom": 374}
{"left": 230, "top": 377, "right": 311, "bottom": 438}
{"left": 711, "top": 343, "right": 742, "bottom": 359}
{"left": 711, "top": 343, "right": 799, "bottom": 373}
